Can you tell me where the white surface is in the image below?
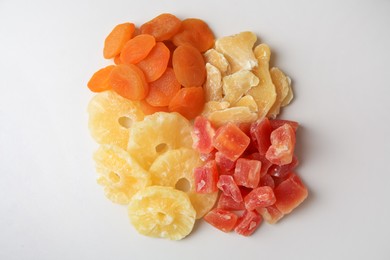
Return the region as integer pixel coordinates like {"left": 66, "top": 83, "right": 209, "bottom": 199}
{"left": 1, "top": 0, "right": 389, "bottom": 259}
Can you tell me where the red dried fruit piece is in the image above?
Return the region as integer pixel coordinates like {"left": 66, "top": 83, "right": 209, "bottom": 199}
{"left": 268, "top": 155, "right": 299, "bottom": 179}
{"left": 244, "top": 186, "right": 276, "bottom": 211}
{"left": 234, "top": 210, "right": 262, "bottom": 236}
{"left": 250, "top": 118, "right": 272, "bottom": 156}
{"left": 256, "top": 205, "right": 284, "bottom": 224}
{"left": 192, "top": 116, "right": 216, "bottom": 154}
{"left": 204, "top": 208, "right": 238, "bottom": 232}
{"left": 246, "top": 153, "right": 273, "bottom": 177}
{"left": 233, "top": 158, "right": 261, "bottom": 189}
{"left": 217, "top": 175, "right": 243, "bottom": 203}
{"left": 213, "top": 123, "right": 250, "bottom": 161}
{"left": 194, "top": 160, "right": 219, "bottom": 193}
{"left": 266, "top": 124, "right": 296, "bottom": 165}
{"left": 259, "top": 174, "right": 275, "bottom": 189}
{"left": 269, "top": 119, "right": 299, "bottom": 131}
{"left": 274, "top": 172, "right": 308, "bottom": 214}
{"left": 215, "top": 151, "right": 236, "bottom": 174}
{"left": 217, "top": 193, "right": 245, "bottom": 211}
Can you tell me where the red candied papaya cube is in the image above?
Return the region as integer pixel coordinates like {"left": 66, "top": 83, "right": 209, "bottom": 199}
{"left": 217, "top": 193, "right": 245, "bottom": 211}
{"left": 250, "top": 118, "right": 272, "bottom": 156}
{"left": 191, "top": 116, "right": 216, "bottom": 154}
{"left": 215, "top": 151, "right": 236, "bottom": 173}
{"left": 194, "top": 160, "right": 219, "bottom": 193}
{"left": 266, "top": 124, "right": 296, "bottom": 166}
{"left": 246, "top": 152, "right": 273, "bottom": 177}
{"left": 234, "top": 210, "right": 262, "bottom": 236}
{"left": 244, "top": 186, "right": 276, "bottom": 211}
{"left": 274, "top": 172, "right": 308, "bottom": 214}
{"left": 217, "top": 175, "right": 243, "bottom": 202}
{"left": 259, "top": 174, "right": 275, "bottom": 189}
{"left": 256, "top": 205, "right": 284, "bottom": 224}
{"left": 269, "top": 119, "right": 299, "bottom": 131}
{"left": 268, "top": 156, "right": 299, "bottom": 178}
{"left": 213, "top": 123, "right": 250, "bottom": 161}
{"left": 204, "top": 208, "right": 238, "bottom": 232}
{"left": 233, "top": 158, "right": 261, "bottom": 188}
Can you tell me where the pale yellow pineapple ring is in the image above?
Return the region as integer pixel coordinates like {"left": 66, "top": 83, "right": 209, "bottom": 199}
{"left": 149, "top": 148, "right": 218, "bottom": 219}
{"left": 94, "top": 145, "right": 151, "bottom": 205}
{"left": 128, "top": 186, "right": 196, "bottom": 240}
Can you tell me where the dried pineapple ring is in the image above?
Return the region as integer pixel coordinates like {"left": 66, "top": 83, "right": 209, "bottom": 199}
{"left": 204, "top": 63, "right": 223, "bottom": 102}
{"left": 247, "top": 43, "right": 277, "bottom": 119}
{"left": 267, "top": 67, "right": 291, "bottom": 118}
{"left": 94, "top": 145, "right": 151, "bottom": 205}
{"left": 149, "top": 148, "right": 218, "bottom": 219}
{"left": 88, "top": 90, "right": 144, "bottom": 149}
{"left": 203, "top": 49, "right": 230, "bottom": 75}
{"left": 128, "top": 186, "right": 196, "bottom": 240}
{"left": 215, "top": 31, "right": 258, "bottom": 73}
{"left": 222, "top": 70, "right": 259, "bottom": 104}
{"left": 281, "top": 76, "right": 294, "bottom": 107}
{"left": 127, "top": 112, "right": 193, "bottom": 170}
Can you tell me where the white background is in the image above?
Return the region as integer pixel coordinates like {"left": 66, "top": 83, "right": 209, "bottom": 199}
{"left": 1, "top": 0, "right": 389, "bottom": 259}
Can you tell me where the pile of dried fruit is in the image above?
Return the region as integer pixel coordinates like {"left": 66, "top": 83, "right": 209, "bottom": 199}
{"left": 87, "top": 13, "right": 308, "bottom": 240}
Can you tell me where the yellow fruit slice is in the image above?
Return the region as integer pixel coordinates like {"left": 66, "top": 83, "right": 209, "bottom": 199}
{"left": 88, "top": 90, "right": 144, "bottom": 149}
{"left": 267, "top": 67, "right": 290, "bottom": 118}
{"left": 128, "top": 186, "right": 196, "bottom": 240}
{"left": 215, "top": 31, "right": 258, "bottom": 73}
{"left": 204, "top": 63, "right": 223, "bottom": 102}
{"left": 202, "top": 100, "right": 230, "bottom": 117}
{"left": 94, "top": 145, "right": 151, "bottom": 204}
{"left": 222, "top": 70, "right": 259, "bottom": 104}
{"left": 127, "top": 112, "right": 193, "bottom": 170}
{"left": 247, "top": 43, "right": 277, "bottom": 119}
{"left": 203, "top": 49, "right": 230, "bottom": 75}
{"left": 208, "top": 106, "right": 257, "bottom": 127}
{"left": 281, "top": 76, "right": 294, "bottom": 107}
{"left": 149, "top": 148, "right": 218, "bottom": 219}
{"left": 233, "top": 94, "right": 258, "bottom": 113}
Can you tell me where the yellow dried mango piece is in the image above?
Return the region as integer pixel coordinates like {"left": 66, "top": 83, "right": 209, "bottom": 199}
{"left": 222, "top": 70, "right": 259, "bottom": 104}
{"left": 267, "top": 67, "right": 290, "bottom": 118}
{"left": 215, "top": 31, "right": 258, "bottom": 73}
{"left": 208, "top": 106, "right": 257, "bottom": 127}
{"left": 202, "top": 100, "right": 230, "bottom": 117}
{"left": 203, "top": 49, "right": 230, "bottom": 75}
{"left": 204, "top": 63, "right": 223, "bottom": 102}
{"left": 281, "top": 76, "right": 294, "bottom": 107}
{"left": 233, "top": 95, "right": 258, "bottom": 113}
{"left": 247, "top": 43, "right": 276, "bottom": 119}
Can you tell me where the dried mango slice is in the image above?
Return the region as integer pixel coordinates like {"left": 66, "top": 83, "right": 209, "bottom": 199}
{"left": 247, "top": 43, "right": 277, "bottom": 119}
{"left": 233, "top": 95, "right": 258, "bottom": 113}
{"left": 94, "top": 145, "right": 151, "bottom": 204}
{"left": 128, "top": 186, "right": 196, "bottom": 240}
{"left": 222, "top": 70, "right": 259, "bottom": 104}
{"left": 208, "top": 106, "right": 257, "bottom": 127}
{"left": 215, "top": 31, "right": 258, "bottom": 73}
{"left": 149, "top": 148, "right": 218, "bottom": 219}
{"left": 267, "top": 67, "right": 290, "bottom": 118}
{"left": 281, "top": 76, "right": 294, "bottom": 107}
{"left": 204, "top": 63, "right": 223, "bottom": 102}
{"left": 203, "top": 49, "right": 230, "bottom": 75}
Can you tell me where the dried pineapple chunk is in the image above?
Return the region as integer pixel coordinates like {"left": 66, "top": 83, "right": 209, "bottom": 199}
{"left": 267, "top": 67, "right": 291, "bottom": 118}
{"left": 203, "top": 49, "right": 230, "bottom": 75}
{"left": 204, "top": 63, "right": 223, "bottom": 102}
{"left": 94, "top": 145, "right": 151, "bottom": 205}
{"left": 281, "top": 76, "right": 294, "bottom": 107}
{"left": 222, "top": 70, "right": 259, "bottom": 104}
{"left": 149, "top": 148, "right": 218, "bottom": 219}
{"left": 127, "top": 112, "right": 193, "bottom": 170}
{"left": 88, "top": 90, "right": 144, "bottom": 149}
{"left": 202, "top": 100, "right": 230, "bottom": 117}
{"left": 233, "top": 95, "right": 258, "bottom": 113}
{"left": 128, "top": 186, "right": 196, "bottom": 240}
{"left": 247, "top": 43, "right": 277, "bottom": 119}
{"left": 215, "top": 31, "right": 258, "bottom": 73}
{"left": 208, "top": 106, "right": 257, "bottom": 127}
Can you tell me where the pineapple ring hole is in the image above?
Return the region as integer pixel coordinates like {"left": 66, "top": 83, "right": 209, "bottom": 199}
{"left": 156, "top": 212, "right": 173, "bottom": 225}
{"left": 175, "top": 178, "right": 191, "bottom": 192}
{"left": 118, "top": 116, "right": 133, "bottom": 128}
{"left": 155, "top": 143, "right": 168, "bottom": 154}
{"left": 108, "top": 172, "right": 121, "bottom": 183}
